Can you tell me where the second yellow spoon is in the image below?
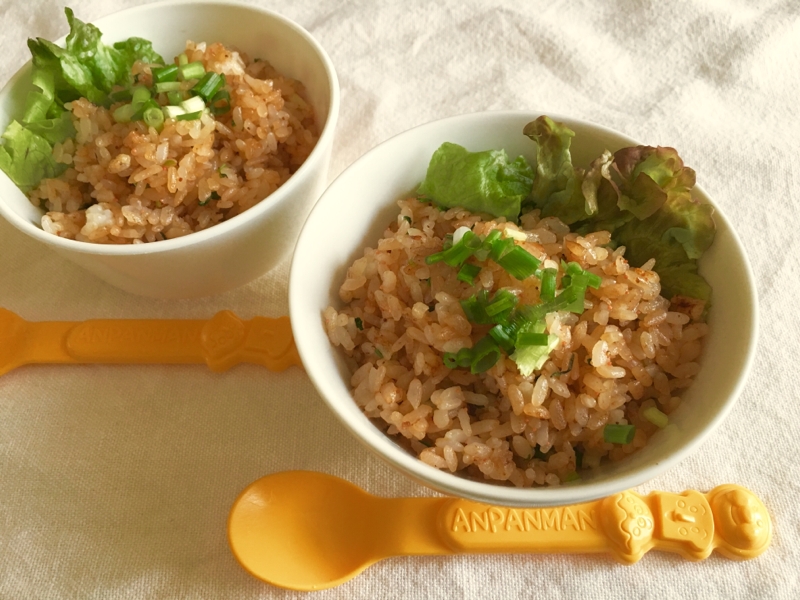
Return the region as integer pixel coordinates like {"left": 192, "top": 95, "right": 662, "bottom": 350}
{"left": 227, "top": 471, "right": 771, "bottom": 591}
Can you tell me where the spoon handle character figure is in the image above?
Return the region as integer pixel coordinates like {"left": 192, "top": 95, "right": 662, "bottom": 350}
{"left": 598, "top": 484, "right": 771, "bottom": 562}
{"left": 440, "top": 484, "right": 771, "bottom": 563}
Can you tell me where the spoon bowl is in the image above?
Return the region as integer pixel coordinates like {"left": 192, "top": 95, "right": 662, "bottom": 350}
{"left": 227, "top": 471, "right": 397, "bottom": 590}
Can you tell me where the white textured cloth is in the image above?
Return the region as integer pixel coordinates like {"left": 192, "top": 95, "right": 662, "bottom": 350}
{"left": 1, "top": 1, "right": 798, "bottom": 598}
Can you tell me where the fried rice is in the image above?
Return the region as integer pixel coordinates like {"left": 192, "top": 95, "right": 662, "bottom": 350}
{"left": 324, "top": 197, "right": 708, "bottom": 487}
{"left": 30, "top": 41, "right": 318, "bottom": 244}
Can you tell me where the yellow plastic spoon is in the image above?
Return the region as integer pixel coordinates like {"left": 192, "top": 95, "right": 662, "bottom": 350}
{"left": 0, "top": 308, "right": 300, "bottom": 376}
{"left": 227, "top": 470, "right": 772, "bottom": 591}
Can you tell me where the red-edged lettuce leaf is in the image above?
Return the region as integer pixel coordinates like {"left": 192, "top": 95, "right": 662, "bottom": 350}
{"left": 520, "top": 116, "right": 715, "bottom": 301}
{"left": 522, "top": 116, "right": 581, "bottom": 218}
{"left": 613, "top": 188, "right": 715, "bottom": 300}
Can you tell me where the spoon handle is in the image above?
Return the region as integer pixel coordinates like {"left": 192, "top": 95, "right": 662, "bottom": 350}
{"left": 0, "top": 308, "right": 301, "bottom": 375}
{"left": 434, "top": 485, "right": 770, "bottom": 563}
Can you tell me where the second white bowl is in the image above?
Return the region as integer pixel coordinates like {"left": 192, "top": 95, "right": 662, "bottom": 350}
{"left": 290, "top": 110, "right": 758, "bottom": 507}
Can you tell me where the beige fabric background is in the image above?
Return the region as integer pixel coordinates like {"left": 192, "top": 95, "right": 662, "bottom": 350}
{"left": 1, "top": 0, "right": 798, "bottom": 598}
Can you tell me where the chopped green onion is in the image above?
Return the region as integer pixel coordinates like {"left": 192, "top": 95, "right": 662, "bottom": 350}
{"left": 507, "top": 304, "right": 539, "bottom": 331}
{"left": 192, "top": 71, "right": 225, "bottom": 101}
{"left": 175, "top": 110, "right": 203, "bottom": 121}
{"left": 540, "top": 268, "right": 557, "bottom": 302}
{"left": 167, "top": 91, "right": 184, "bottom": 106}
{"left": 131, "top": 86, "right": 151, "bottom": 106}
{"left": 425, "top": 230, "right": 481, "bottom": 266}
{"left": 354, "top": 317, "right": 363, "bottom": 330}
{"left": 474, "top": 229, "right": 502, "bottom": 261}
{"left": 112, "top": 103, "right": 138, "bottom": 123}
{"left": 181, "top": 96, "right": 206, "bottom": 113}
{"left": 484, "top": 289, "right": 518, "bottom": 317}
{"left": 425, "top": 250, "right": 446, "bottom": 265}
{"left": 552, "top": 353, "right": 576, "bottom": 377}
{"left": 196, "top": 191, "right": 220, "bottom": 207}
{"left": 460, "top": 291, "right": 491, "bottom": 324}
{"left": 565, "top": 261, "right": 602, "bottom": 289}
{"left": 209, "top": 89, "right": 231, "bottom": 115}
{"left": 108, "top": 88, "right": 133, "bottom": 103}
{"left": 496, "top": 245, "right": 540, "bottom": 280}
{"left": 443, "top": 230, "right": 481, "bottom": 266}
{"left": 375, "top": 348, "right": 383, "bottom": 358}
{"left": 143, "top": 106, "right": 164, "bottom": 130}
{"left": 114, "top": 88, "right": 154, "bottom": 124}
{"left": 545, "top": 285, "right": 579, "bottom": 312}
{"left": 456, "top": 348, "right": 473, "bottom": 367}
{"left": 163, "top": 105, "right": 186, "bottom": 119}
{"left": 586, "top": 272, "right": 602, "bottom": 289}
{"left": 443, "top": 346, "right": 474, "bottom": 370}
{"left": 461, "top": 289, "right": 529, "bottom": 326}
{"left": 179, "top": 61, "right": 205, "bottom": 81}
{"left": 457, "top": 263, "right": 481, "bottom": 285}
{"left": 564, "top": 285, "right": 587, "bottom": 314}
{"left": 154, "top": 81, "right": 183, "bottom": 93}
{"left": 488, "top": 324, "right": 516, "bottom": 354}
{"left": 152, "top": 64, "right": 179, "bottom": 83}
{"left": 642, "top": 406, "right": 669, "bottom": 429}
{"left": 516, "top": 332, "right": 549, "bottom": 347}
{"left": 489, "top": 237, "right": 515, "bottom": 262}
{"left": 469, "top": 336, "right": 501, "bottom": 374}
{"left": 603, "top": 424, "right": 636, "bottom": 444}
{"left": 131, "top": 99, "right": 159, "bottom": 122}
{"left": 563, "top": 472, "right": 581, "bottom": 483}
{"left": 177, "top": 53, "right": 189, "bottom": 66}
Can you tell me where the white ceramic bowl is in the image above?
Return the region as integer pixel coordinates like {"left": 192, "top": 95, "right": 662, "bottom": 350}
{"left": 0, "top": 0, "right": 339, "bottom": 298}
{"left": 290, "top": 111, "right": 758, "bottom": 507}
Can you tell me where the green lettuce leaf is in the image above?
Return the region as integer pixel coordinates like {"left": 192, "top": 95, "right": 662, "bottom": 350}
{"left": 510, "top": 321, "right": 559, "bottom": 377}
{"left": 25, "top": 8, "right": 165, "bottom": 107}
{"left": 0, "top": 121, "right": 67, "bottom": 192}
{"left": 21, "top": 69, "right": 55, "bottom": 123}
{"left": 23, "top": 112, "right": 75, "bottom": 146}
{"left": 417, "top": 142, "right": 534, "bottom": 221}
{"left": 0, "top": 8, "right": 164, "bottom": 194}
{"left": 27, "top": 38, "right": 84, "bottom": 105}
{"left": 28, "top": 36, "right": 106, "bottom": 105}
{"left": 64, "top": 7, "right": 122, "bottom": 94}
{"left": 113, "top": 37, "right": 164, "bottom": 81}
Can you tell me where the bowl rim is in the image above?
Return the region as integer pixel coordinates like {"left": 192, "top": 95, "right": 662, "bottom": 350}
{"left": 290, "top": 109, "right": 759, "bottom": 506}
{"left": 0, "top": 0, "right": 340, "bottom": 256}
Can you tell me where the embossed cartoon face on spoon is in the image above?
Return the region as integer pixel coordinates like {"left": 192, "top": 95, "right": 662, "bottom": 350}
{"left": 227, "top": 471, "right": 772, "bottom": 591}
